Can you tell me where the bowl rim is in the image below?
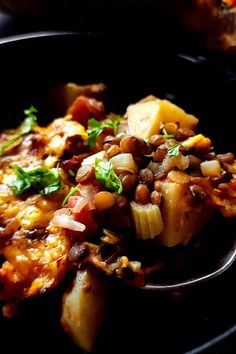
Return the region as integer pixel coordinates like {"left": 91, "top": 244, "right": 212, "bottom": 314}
{"left": 186, "top": 323, "right": 236, "bottom": 354}
{"left": 0, "top": 30, "right": 84, "bottom": 45}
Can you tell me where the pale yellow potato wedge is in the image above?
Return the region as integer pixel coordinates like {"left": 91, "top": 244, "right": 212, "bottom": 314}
{"left": 130, "top": 202, "right": 164, "bottom": 240}
{"left": 127, "top": 98, "right": 198, "bottom": 140}
{"left": 158, "top": 181, "right": 214, "bottom": 247}
{"left": 61, "top": 267, "right": 108, "bottom": 352}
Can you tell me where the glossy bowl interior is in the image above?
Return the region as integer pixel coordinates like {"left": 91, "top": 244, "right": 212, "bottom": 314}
{"left": 0, "top": 32, "right": 236, "bottom": 354}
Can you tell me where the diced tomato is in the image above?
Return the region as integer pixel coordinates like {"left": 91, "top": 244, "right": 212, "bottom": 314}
{"left": 67, "top": 96, "right": 105, "bottom": 126}
{"left": 56, "top": 182, "right": 102, "bottom": 240}
{"left": 65, "top": 184, "right": 101, "bottom": 239}
{"left": 72, "top": 206, "right": 98, "bottom": 238}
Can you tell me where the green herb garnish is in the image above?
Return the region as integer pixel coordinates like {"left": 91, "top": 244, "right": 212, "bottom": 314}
{"left": 167, "top": 144, "right": 181, "bottom": 157}
{"left": 95, "top": 158, "right": 123, "bottom": 194}
{"left": 162, "top": 128, "right": 175, "bottom": 139}
{"left": 87, "top": 115, "right": 123, "bottom": 148}
{"left": 0, "top": 106, "right": 38, "bottom": 156}
{"left": 68, "top": 169, "right": 76, "bottom": 177}
{"left": 62, "top": 187, "right": 79, "bottom": 207}
{"left": 10, "top": 165, "right": 62, "bottom": 196}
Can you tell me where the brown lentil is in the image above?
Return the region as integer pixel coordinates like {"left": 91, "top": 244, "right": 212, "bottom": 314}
{"left": 139, "top": 168, "right": 154, "bottom": 185}
{"left": 154, "top": 147, "right": 168, "bottom": 162}
{"left": 96, "top": 132, "right": 108, "bottom": 149}
{"left": 114, "top": 193, "right": 129, "bottom": 208}
{"left": 103, "top": 143, "right": 112, "bottom": 151}
{"left": 163, "top": 122, "right": 178, "bottom": 136}
{"left": 76, "top": 165, "right": 95, "bottom": 183}
{"left": 211, "top": 171, "right": 229, "bottom": 185}
{"left": 150, "top": 135, "right": 165, "bottom": 147}
{"left": 133, "top": 156, "right": 143, "bottom": 166}
{"left": 216, "top": 152, "right": 235, "bottom": 164}
{"left": 120, "top": 173, "right": 138, "bottom": 192}
{"left": 150, "top": 190, "right": 162, "bottom": 206}
{"left": 95, "top": 191, "right": 116, "bottom": 210}
{"left": 105, "top": 144, "right": 121, "bottom": 159}
{"left": 222, "top": 162, "right": 236, "bottom": 175}
{"left": 176, "top": 127, "right": 195, "bottom": 141}
{"left": 205, "top": 152, "right": 217, "bottom": 160}
{"left": 103, "top": 135, "right": 121, "bottom": 146}
{"left": 189, "top": 184, "right": 207, "bottom": 201}
{"left": 135, "top": 184, "right": 150, "bottom": 204}
{"left": 120, "top": 136, "right": 147, "bottom": 155}
{"left": 187, "top": 155, "right": 202, "bottom": 169}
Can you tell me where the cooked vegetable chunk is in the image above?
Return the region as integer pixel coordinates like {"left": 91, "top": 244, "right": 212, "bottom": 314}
{"left": 158, "top": 181, "right": 214, "bottom": 247}
{"left": 131, "top": 202, "right": 164, "bottom": 239}
{"left": 61, "top": 268, "right": 108, "bottom": 352}
{"left": 127, "top": 98, "right": 198, "bottom": 140}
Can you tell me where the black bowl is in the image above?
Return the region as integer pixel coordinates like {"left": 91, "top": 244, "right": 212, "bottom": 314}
{"left": 0, "top": 32, "right": 236, "bottom": 354}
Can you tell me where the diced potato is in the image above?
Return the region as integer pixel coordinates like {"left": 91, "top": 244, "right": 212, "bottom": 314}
{"left": 158, "top": 181, "right": 214, "bottom": 246}
{"left": 200, "top": 160, "right": 221, "bottom": 177}
{"left": 61, "top": 267, "right": 108, "bottom": 352}
{"left": 127, "top": 98, "right": 198, "bottom": 140}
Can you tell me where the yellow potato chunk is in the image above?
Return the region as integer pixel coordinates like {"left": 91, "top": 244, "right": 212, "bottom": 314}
{"left": 61, "top": 268, "right": 108, "bottom": 352}
{"left": 158, "top": 181, "right": 214, "bottom": 247}
{"left": 127, "top": 98, "right": 198, "bottom": 140}
{"left": 181, "top": 134, "right": 211, "bottom": 150}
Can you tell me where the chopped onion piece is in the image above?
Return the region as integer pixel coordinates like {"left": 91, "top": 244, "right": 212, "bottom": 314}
{"left": 81, "top": 151, "right": 105, "bottom": 166}
{"left": 52, "top": 213, "right": 86, "bottom": 232}
{"left": 110, "top": 153, "right": 138, "bottom": 174}
{"left": 200, "top": 160, "right": 221, "bottom": 177}
{"left": 73, "top": 196, "right": 88, "bottom": 213}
